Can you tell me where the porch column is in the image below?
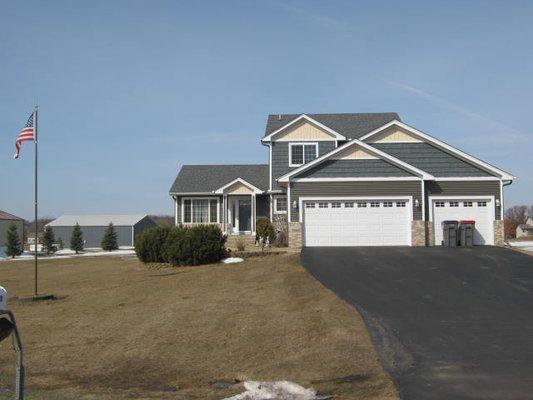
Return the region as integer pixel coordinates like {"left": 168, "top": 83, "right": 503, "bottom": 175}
{"left": 252, "top": 193, "right": 256, "bottom": 233}
{"left": 223, "top": 194, "right": 228, "bottom": 233}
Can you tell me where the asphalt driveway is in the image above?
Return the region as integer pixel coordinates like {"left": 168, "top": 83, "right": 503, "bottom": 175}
{"left": 301, "top": 246, "right": 533, "bottom": 400}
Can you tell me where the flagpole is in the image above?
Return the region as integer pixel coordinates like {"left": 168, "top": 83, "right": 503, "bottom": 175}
{"left": 34, "top": 105, "right": 39, "bottom": 297}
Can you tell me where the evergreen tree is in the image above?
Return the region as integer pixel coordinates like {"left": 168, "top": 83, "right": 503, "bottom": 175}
{"left": 5, "top": 224, "right": 23, "bottom": 258}
{"left": 101, "top": 223, "right": 118, "bottom": 251}
{"left": 42, "top": 226, "right": 56, "bottom": 255}
{"left": 70, "top": 223, "right": 84, "bottom": 254}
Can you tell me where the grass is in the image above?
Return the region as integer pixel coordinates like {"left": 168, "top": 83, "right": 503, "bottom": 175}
{"left": 0, "top": 254, "right": 398, "bottom": 400}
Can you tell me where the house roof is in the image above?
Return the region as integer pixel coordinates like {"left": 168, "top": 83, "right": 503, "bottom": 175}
{"left": 169, "top": 164, "right": 269, "bottom": 194}
{"left": 0, "top": 210, "right": 24, "bottom": 221}
{"left": 264, "top": 113, "right": 400, "bottom": 139}
{"left": 518, "top": 224, "right": 533, "bottom": 230}
{"left": 47, "top": 214, "right": 149, "bottom": 227}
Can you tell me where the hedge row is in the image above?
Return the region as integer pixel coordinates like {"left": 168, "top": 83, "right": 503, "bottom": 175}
{"left": 135, "top": 225, "right": 227, "bottom": 266}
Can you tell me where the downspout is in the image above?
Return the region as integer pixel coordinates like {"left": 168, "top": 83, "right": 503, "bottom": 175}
{"left": 501, "top": 179, "right": 513, "bottom": 220}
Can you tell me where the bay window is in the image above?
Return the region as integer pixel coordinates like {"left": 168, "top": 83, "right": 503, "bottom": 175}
{"left": 183, "top": 198, "right": 218, "bottom": 223}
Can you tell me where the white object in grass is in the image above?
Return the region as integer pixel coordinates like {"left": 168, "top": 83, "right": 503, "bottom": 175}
{"left": 223, "top": 257, "right": 244, "bottom": 264}
{"left": 0, "top": 286, "right": 7, "bottom": 311}
{"left": 223, "top": 381, "right": 317, "bottom": 400}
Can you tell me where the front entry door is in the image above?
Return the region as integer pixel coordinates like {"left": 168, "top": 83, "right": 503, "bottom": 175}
{"left": 231, "top": 199, "right": 252, "bottom": 233}
{"left": 238, "top": 200, "right": 251, "bottom": 232}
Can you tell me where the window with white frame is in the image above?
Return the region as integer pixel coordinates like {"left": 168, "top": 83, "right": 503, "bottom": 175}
{"left": 450, "top": 201, "right": 459, "bottom": 207}
{"left": 357, "top": 202, "right": 367, "bottom": 208}
{"left": 183, "top": 198, "right": 218, "bottom": 223}
{"left": 396, "top": 201, "right": 406, "bottom": 207}
{"left": 477, "top": 201, "right": 487, "bottom": 207}
{"left": 318, "top": 202, "right": 328, "bottom": 208}
{"left": 331, "top": 202, "right": 341, "bottom": 208}
{"left": 274, "top": 196, "right": 287, "bottom": 213}
{"left": 345, "top": 202, "right": 354, "bottom": 208}
{"left": 370, "top": 202, "right": 380, "bottom": 207}
{"left": 463, "top": 201, "right": 473, "bottom": 207}
{"left": 289, "top": 143, "right": 317, "bottom": 166}
{"left": 305, "top": 202, "right": 315, "bottom": 208}
{"left": 383, "top": 201, "right": 393, "bottom": 207}
{"left": 435, "top": 201, "right": 445, "bottom": 207}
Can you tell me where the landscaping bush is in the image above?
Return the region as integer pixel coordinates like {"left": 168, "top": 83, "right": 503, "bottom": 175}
{"left": 42, "top": 226, "right": 56, "bottom": 255}
{"left": 256, "top": 217, "right": 275, "bottom": 251}
{"left": 134, "top": 226, "right": 171, "bottom": 263}
{"left": 163, "top": 225, "right": 227, "bottom": 266}
{"left": 70, "top": 223, "right": 84, "bottom": 254}
{"left": 5, "top": 223, "right": 23, "bottom": 258}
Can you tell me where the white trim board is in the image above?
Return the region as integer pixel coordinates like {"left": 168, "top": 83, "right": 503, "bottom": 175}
{"left": 261, "top": 114, "right": 347, "bottom": 142}
{"left": 359, "top": 120, "right": 515, "bottom": 180}
{"left": 278, "top": 136, "right": 434, "bottom": 182}
{"left": 291, "top": 177, "right": 421, "bottom": 182}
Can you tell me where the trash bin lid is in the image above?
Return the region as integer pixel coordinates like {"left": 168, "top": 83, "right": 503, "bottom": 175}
{"left": 441, "top": 220, "right": 458, "bottom": 227}
{"left": 460, "top": 220, "right": 475, "bottom": 225}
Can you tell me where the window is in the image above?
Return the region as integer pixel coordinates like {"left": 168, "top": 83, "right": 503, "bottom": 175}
{"left": 463, "top": 201, "right": 473, "bottom": 207}
{"left": 370, "top": 202, "right": 380, "bottom": 207}
{"left": 305, "top": 202, "right": 315, "bottom": 208}
{"left": 449, "top": 201, "right": 459, "bottom": 207}
{"left": 435, "top": 201, "right": 445, "bottom": 207}
{"left": 210, "top": 199, "right": 218, "bottom": 222}
{"left": 274, "top": 196, "right": 287, "bottom": 213}
{"left": 318, "top": 202, "right": 328, "bottom": 208}
{"left": 289, "top": 143, "right": 317, "bottom": 166}
{"left": 396, "top": 201, "right": 406, "bottom": 207}
{"left": 357, "top": 202, "right": 367, "bottom": 208}
{"left": 331, "top": 202, "right": 341, "bottom": 208}
{"left": 383, "top": 202, "right": 393, "bottom": 207}
{"left": 183, "top": 198, "right": 218, "bottom": 223}
{"left": 477, "top": 201, "right": 487, "bottom": 207}
{"left": 344, "top": 202, "right": 354, "bottom": 208}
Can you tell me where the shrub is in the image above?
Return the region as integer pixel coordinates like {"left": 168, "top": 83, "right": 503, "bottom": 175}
{"left": 70, "top": 223, "right": 84, "bottom": 254}
{"left": 101, "top": 223, "right": 119, "bottom": 251}
{"left": 235, "top": 237, "right": 246, "bottom": 252}
{"left": 163, "top": 225, "right": 227, "bottom": 266}
{"left": 256, "top": 217, "right": 275, "bottom": 251}
{"left": 42, "top": 226, "right": 56, "bottom": 255}
{"left": 273, "top": 231, "right": 288, "bottom": 247}
{"left": 5, "top": 224, "right": 23, "bottom": 258}
{"left": 134, "top": 226, "right": 171, "bottom": 263}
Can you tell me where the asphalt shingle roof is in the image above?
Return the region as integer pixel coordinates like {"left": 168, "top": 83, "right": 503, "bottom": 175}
{"left": 264, "top": 112, "right": 400, "bottom": 139}
{"left": 0, "top": 210, "right": 24, "bottom": 221}
{"left": 169, "top": 164, "right": 269, "bottom": 193}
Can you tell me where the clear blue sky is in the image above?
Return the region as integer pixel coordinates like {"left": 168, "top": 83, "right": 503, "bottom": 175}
{"left": 1, "top": 0, "right": 531, "bottom": 219}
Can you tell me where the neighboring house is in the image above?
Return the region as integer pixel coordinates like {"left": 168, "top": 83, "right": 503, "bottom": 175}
{"left": 516, "top": 216, "right": 533, "bottom": 238}
{"left": 46, "top": 215, "right": 156, "bottom": 248}
{"left": 169, "top": 113, "right": 515, "bottom": 248}
{"left": 0, "top": 210, "right": 24, "bottom": 247}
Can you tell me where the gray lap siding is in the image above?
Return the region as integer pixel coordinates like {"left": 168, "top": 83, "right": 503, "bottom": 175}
{"left": 289, "top": 181, "right": 423, "bottom": 222}
{"left": 271, "top": 141, "right": 336, "bottom": 190}
{"left": 425, "top": 180, "right": 502, "bottom": 220}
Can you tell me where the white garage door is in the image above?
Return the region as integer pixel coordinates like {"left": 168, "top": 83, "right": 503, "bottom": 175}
{"left": 303, "top": 199, "right": 411, "bottom": 247}
{"left": 431, "top": 198, "right": 494, "bottom": 245}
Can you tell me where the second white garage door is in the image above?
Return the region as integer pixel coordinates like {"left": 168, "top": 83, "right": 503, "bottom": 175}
{"left": 302, "top": 199, "right": 412, "bottom": 247}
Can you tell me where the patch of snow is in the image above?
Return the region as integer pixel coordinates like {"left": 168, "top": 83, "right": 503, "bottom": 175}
{"left": 222, "top": 257, "right": 244, "bottom": 264}
{"left": 507, "top": 241, "right": 533, "bottom": 252}
{"left": 1, "top": 249, "right": 136, "bottom": 261}
{"left": 223, "top": 381, "right": 317, "bottom": 400}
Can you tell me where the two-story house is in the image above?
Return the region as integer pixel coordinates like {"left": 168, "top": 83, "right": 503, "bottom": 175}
{"left": 169, "top": 113, "right": 514, "bottom": 248}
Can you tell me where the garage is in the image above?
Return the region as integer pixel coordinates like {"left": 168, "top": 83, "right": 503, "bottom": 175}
{"left": 430, "top": 197, "right": 494, "bottom": 245}
{"left": 302, "top": 198, "right": 412, "bottom": 247}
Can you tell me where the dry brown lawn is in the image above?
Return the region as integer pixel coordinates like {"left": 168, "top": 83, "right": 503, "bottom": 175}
{"left": 0, "top": 254, "right": 398, "bottom": 400}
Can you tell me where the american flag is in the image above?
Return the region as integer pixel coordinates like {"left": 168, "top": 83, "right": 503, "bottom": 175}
{"left": 14, "top": 112, "right": 35, "bottom": 159}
